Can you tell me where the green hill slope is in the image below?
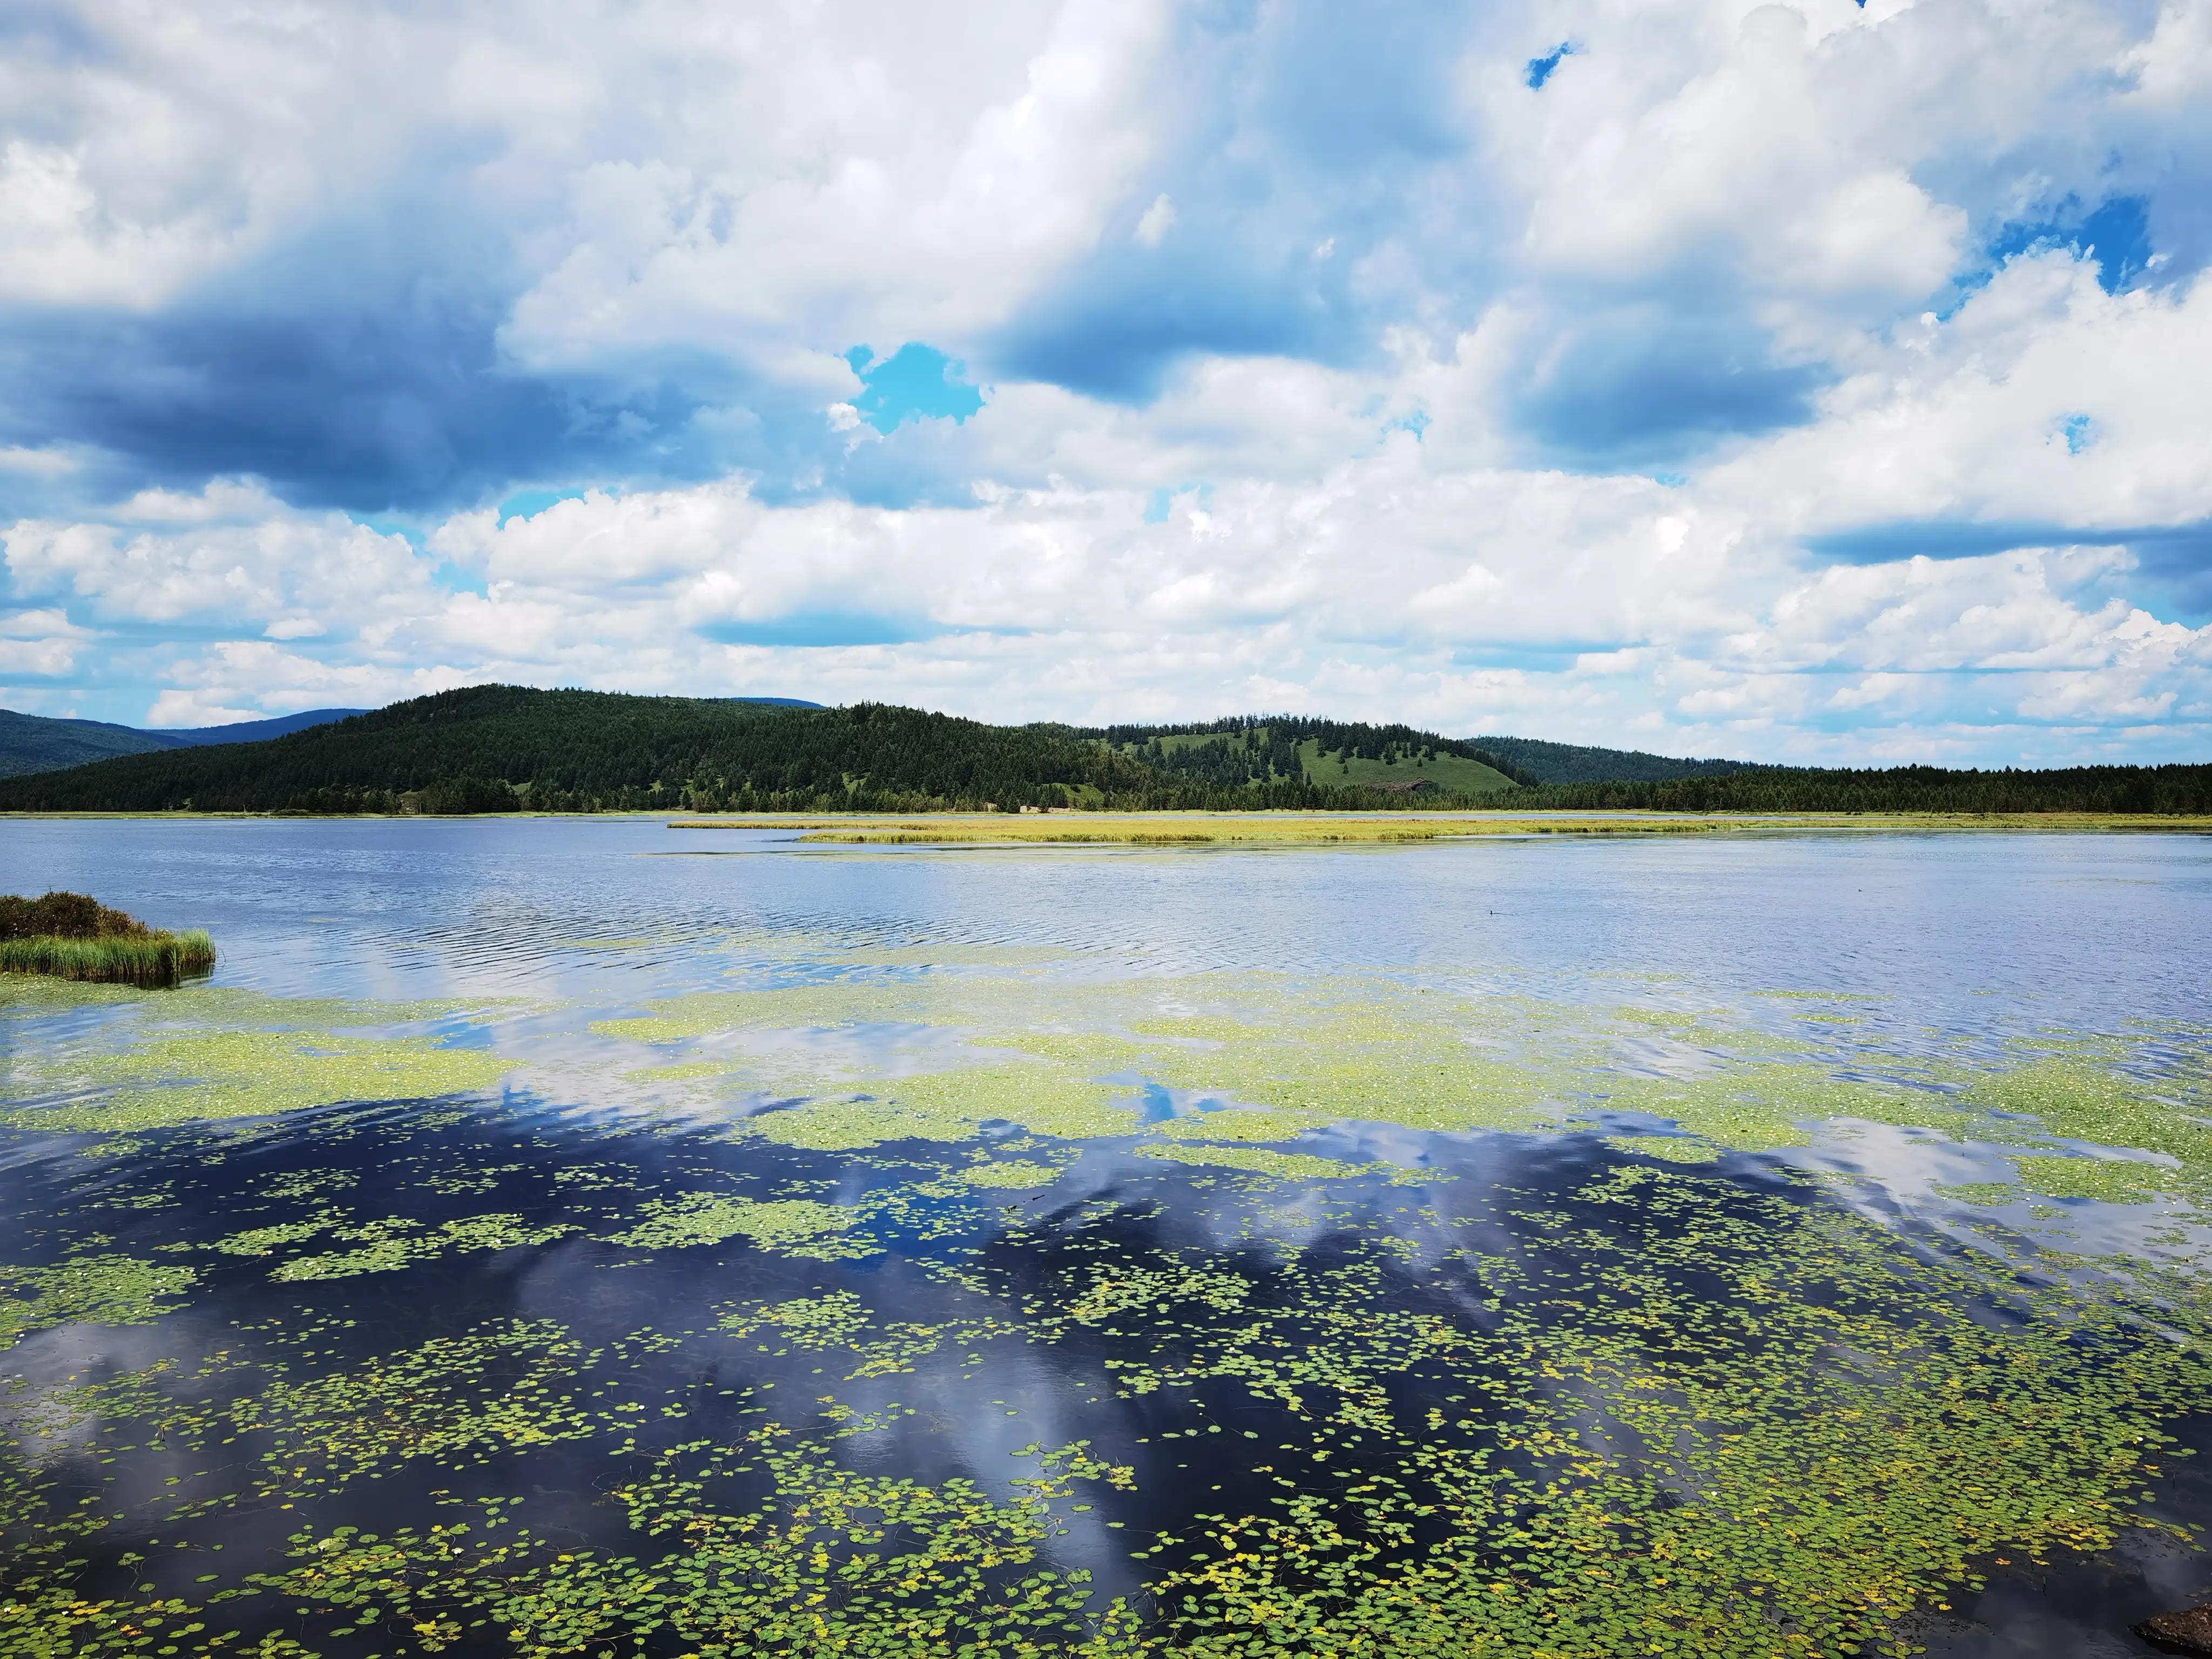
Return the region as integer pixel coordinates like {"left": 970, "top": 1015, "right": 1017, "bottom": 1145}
{"left": 1094, "top": 717, "right": 1532, "bottom": 794}
{"left": 1292, "top": 738, "right": 1517, "bottom": 794}
{"left": 1095, "top": 717, "right": 1771, "bottom": 792}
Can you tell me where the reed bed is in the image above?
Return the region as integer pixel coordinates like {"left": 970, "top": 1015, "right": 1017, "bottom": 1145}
{"left": 779, "top": 815, "right": 1732, "bottom": 845}
{"left": 0, "top": 890, "right": 215, "bottom": 986}
{"left": 0, "top": 930, "right": 216, "bottom": 985}
{"left": 665, "top": 810, "right": 2212, "bottom": 845}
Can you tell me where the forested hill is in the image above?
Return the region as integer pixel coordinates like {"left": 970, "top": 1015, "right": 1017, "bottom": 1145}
{"left": 1090, "top": 716, "right": 1767, "bottom": 790}
{"left": 0, "top": 686, "right": 1381, "bottom": 814}
{"left": 1462, "top": 734, "right": 1764, "bottom": 785}
{"left": 1088, "top": 717, "right": 1540, "bottom": 792}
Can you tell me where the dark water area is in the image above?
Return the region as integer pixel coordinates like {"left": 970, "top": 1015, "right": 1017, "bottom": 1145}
{"left": 2, "top": 818, "right": 2210, "bottom": 1656}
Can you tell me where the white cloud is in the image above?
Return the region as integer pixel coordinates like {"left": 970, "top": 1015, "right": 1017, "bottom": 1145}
{"left": 0, "top": 447, "right": 79, "bottom": 477}
{"left": 1707, "top": 255, "right": 2212, "bottom": 536}
{"left": 1134, "top": 193, "right": 1175, "bottom": 247}
{"left": 491, "top": 0, "right": 1170, "bottom": 374}
{"left": 0, "top": 139, "right": 242, "bottom": 308}
{"left": 19, "top": 436, "right": 2201, "bottom": 763}
{"left": 3, "top": 480, "right": 441, "bottom": 632}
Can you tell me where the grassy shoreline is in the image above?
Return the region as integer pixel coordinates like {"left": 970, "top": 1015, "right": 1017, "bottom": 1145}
{"left": 0, "top": 890, "right": 216, "bottom": 986}
{"left": 0, "top": 929, "right": 217, "bottom": 984}
{"left": 661, "top": 810, "right": 2212, "bottom": 844}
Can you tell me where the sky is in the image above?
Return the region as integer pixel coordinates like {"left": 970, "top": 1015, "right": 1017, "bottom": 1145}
{"left": 1, "top": 0, "right": 2208, "bottom": 764}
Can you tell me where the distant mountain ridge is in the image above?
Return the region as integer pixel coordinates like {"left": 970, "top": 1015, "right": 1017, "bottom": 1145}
{"left": 0, "top": 706, "right": 365, "bottom": 778}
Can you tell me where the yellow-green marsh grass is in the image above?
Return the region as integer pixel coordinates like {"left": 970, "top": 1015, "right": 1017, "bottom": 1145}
{"left": 0, "top": 929, "right": 216, "bottom": 986}
{"left": 663, "top": 809, "right": 2212, "bottom": 846}
{"left": 782, "top": 813, "right": 1731, "bottom": 845}
{"left": 0, "top": 889, "right": 216, "bottom": 985}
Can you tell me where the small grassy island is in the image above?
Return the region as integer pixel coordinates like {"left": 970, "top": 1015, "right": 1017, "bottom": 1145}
{"left": 0, "top": 890, "right": 214, "bottom": 986}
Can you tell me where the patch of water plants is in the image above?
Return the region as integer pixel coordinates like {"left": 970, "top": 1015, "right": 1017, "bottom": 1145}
{"left": 3, "top": 920, "right": 2211, "bottom": 1656}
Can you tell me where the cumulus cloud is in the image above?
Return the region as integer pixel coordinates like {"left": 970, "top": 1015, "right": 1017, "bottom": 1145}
{"left": 0, "top": 0, "right": 2205, "bottom": 759}
{"left": 4, "top": 480, "right": 439, "bottom": 632}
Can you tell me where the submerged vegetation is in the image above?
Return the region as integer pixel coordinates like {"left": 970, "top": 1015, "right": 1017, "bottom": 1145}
{"left": 0, "top": 889, "right": 213, "bottom": 986}
{"left": 0, "top": 685, "right": 2205, "bottom": 815}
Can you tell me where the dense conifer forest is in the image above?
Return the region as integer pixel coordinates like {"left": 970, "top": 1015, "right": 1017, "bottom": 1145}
{"left": 0, "top": 685, "right": 2202, "bottom": 815}
{"left": 1503, "top": 765, "right": 2212, "bottom": 814}
{"left": 1456, "top": 734, "right": 1766, "bottom": 785}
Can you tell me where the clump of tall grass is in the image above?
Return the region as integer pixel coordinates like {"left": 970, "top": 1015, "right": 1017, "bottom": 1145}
{"left": 0, "top": 891, "right": 215, "bottom": 987}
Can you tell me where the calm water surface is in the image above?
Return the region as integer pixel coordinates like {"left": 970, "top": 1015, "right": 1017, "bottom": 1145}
{"left": 2, "top": 818, "right": 2209, "bottom": 1657}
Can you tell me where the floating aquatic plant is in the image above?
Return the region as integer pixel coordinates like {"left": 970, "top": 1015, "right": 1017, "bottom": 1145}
{"left": 6, "top": 1027, "right": 514, "bottom": 1132}
{"left": 733, "top": 1063, "right": 1143, "bottom": 1150}
{"left": 0, "top": 1253, "right": 196, "bottom": 1351}
{"left": 1136, "top": 1143, "right": 1369, "bottom": 1181}
{"left": 605, "top": 1192, "right": 874, "bottom": 1257}
{"left": 955, "top": 1159, "right": 1065, "bottom": 1189}
{"left": 1601, "top": 1131, "right": 1723, "bottom": 1163}
{"left": 269, "top": 1212, "right": 579, "bottom": 1280}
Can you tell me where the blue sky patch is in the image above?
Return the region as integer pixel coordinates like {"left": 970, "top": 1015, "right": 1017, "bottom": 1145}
{"left": 1986, "top": 194, "right": 2152, "bottom": 294}
{"left": 1525, "top": 43, "right": 1574, "bottom": 89}
{"left": 846, "top": 343, "right": 985, "bottom": 434}
{"left": 696, "top": 611, "right": 940, "bottom": 649}
{"left": 358, "top": 515, "right": 427, "bottom": 548}
{"left": 1144, "top": 483, "right": 1211, "bottom": 523}
{"left": 496, "top": 488, "right": 591, "bottom": 525}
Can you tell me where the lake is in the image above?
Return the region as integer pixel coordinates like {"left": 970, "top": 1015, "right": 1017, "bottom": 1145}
{"left": 3, "top": 816, "right": 2209, "bottom": 1657}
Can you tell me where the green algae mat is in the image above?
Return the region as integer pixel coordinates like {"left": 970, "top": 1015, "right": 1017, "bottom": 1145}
{"left": 2, "top": 816, "right": 2210, "bottom": 1657}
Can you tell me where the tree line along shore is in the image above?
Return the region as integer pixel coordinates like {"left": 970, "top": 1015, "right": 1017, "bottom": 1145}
{"left": 0, "top": 685, "right": 2203, "bottom": 817}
